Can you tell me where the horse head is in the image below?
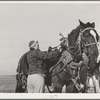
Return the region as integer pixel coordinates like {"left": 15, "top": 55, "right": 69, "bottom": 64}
{"left": 79, "top": 20, "right": 99, "bottom": 73}
{"left": 68, "top": 20, "right": 100, "bottom": 92}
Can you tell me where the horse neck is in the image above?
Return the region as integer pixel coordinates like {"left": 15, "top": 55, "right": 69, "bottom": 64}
{"left": 68, "top": 26, "right": 81, "bottom": 46}
{"left": 68, "top": 26, "right": 82, "bottom": 55}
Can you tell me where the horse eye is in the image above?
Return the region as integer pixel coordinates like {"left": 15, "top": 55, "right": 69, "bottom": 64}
{"left": 83, "top": 30, "right": 90, "bottom": 37}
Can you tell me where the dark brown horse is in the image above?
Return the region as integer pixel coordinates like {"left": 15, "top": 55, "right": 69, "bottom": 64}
{"left": 50, "top": 20, "right": 99, "bottom": 93}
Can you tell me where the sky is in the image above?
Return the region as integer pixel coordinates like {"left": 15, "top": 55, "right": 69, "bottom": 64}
{"left": 0, "top": 1, "right": 100, "bottom": 75}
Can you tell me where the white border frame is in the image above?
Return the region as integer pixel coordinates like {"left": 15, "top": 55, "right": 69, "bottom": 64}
{"left": 0, "top": 1, "right": 100, "bottom": 99}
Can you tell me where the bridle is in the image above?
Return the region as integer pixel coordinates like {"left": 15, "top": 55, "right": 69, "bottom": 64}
{"left": 79, "top": 27, "right": 98, "bottom": 61}
{"left": 79, "top": 27, "right": 99, "bottom": 74}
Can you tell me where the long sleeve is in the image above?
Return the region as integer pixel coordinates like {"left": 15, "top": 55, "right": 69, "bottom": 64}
{"left": 37, "top": 49, "right": 61, "bottom": 60}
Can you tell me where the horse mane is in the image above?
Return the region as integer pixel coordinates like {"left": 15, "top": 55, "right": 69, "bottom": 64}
{"left": 68, "top": 25, "right": 81, "bottom": 47}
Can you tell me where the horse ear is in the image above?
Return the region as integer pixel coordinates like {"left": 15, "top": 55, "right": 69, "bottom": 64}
{"left": 92, "top": 22, "right": 95, "bottom": 28}
{"left": 79, "top": 19, "right": 85, "bottom": 27}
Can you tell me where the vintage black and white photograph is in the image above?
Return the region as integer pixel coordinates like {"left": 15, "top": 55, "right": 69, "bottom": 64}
{"left": 0, "top": 1, "right": 100, "bottom": 97}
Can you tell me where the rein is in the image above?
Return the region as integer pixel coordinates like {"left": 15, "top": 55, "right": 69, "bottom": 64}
{"left": 50, "top": 60, "right": 73, "bottom": 77}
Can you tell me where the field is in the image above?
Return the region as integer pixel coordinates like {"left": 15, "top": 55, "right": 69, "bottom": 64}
{"left": 0, "top": 75, "right": 16, "bottom": 93}
{"left": 0, "top": 75, "right": 65, "bottom": 93}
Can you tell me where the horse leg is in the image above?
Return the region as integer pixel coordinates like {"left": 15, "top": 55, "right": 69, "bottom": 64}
{"left": 80, "top": 65, "right": 87, "bottom": 93}
{"left": 15, "top": 74, "right": 23, "bottom": 93}
{"left": 51, "top": 78, "right": 63, "bottom": 93}
{"left": 65, "top": 81, "right": 75, "bottom": 93}
{"left": 53, "top": 84, "right": 62, "bottom": 93}
{"left": 15, "top": 84, "right": 22, "bottom": 93}
{"left": 92, "top": 75, "right": 100, "bottom": 93}
{"left": 15, "top": 74, "right": 26, "bottom": 93}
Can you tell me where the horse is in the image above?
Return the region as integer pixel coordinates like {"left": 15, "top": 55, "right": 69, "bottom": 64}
{"left": 15, "top": 53, "right": 28, "bottom": 93}
{"left": 50, "top": 20, "right": 100, "bottom": 93}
